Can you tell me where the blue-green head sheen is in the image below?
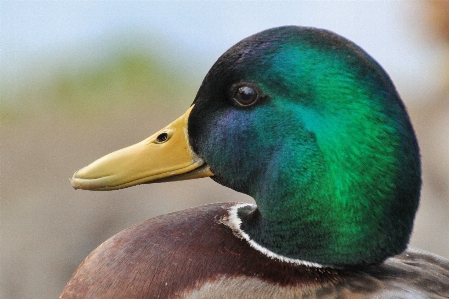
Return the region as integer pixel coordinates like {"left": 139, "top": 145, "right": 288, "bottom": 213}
{"left": 188, "top": 26, "right": 421, "bottom": 267}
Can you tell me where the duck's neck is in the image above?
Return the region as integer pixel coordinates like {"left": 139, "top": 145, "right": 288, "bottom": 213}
{"left": 236, "top": 152, "right": 346, "bottom": 267}
{"left": 233, "top": 126, "right": 418, "bottom": 268}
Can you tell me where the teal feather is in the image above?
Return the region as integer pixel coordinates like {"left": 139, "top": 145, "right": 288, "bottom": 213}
{"left": 190, "top": 26, "right": 420, "bottom": 266}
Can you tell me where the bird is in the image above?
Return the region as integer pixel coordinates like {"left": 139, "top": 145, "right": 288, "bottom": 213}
{"left": 61, "top": 26, "right": 449, "bottom": 298}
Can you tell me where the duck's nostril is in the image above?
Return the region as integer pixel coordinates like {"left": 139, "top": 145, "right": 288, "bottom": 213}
{"left": 156, "top": 132, "right": 169, "bottom": 143}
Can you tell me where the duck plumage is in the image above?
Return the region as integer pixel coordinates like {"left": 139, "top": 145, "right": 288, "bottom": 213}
{"left": 61, "top": 203, "right": 449, "bottom": 298}
{"left": 61, "top": 26, "right": 449, "bottom": 298}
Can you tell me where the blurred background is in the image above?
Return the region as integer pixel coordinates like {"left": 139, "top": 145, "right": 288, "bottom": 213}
{"left": 2, "top": 1, "right": 448, "bottom": 298}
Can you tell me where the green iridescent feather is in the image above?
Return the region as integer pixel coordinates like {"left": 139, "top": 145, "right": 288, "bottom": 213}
{"left": 190, "top": 26, "right": 420, "bottom": 267}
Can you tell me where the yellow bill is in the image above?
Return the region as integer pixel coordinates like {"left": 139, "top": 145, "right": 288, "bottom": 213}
{"left": 71, "top": 105, "right": 213, "bottom": 191}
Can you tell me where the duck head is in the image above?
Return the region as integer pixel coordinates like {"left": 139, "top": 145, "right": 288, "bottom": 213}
{"left": 71, "top": 26, "right": 421, "bottom": 268}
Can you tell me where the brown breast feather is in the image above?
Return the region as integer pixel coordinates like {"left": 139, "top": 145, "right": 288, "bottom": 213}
{"left": 60, "top": 202, "right": 449, "bottom": 299}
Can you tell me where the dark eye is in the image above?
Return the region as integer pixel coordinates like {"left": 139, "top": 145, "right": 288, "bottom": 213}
{"left": 233, "top": 84, "right": 259, "bottom": 107}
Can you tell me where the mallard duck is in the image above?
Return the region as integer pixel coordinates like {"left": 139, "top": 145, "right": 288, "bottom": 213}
{"left": 61, "top": 26, "right": 449, "bottom": 298}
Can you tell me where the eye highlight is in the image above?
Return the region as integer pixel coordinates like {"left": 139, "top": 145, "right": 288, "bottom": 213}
{"left": 231, "top": 83, "right": 260, "bottom": 107}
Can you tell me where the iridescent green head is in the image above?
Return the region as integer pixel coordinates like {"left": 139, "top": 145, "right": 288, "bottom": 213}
{"left": 189, "top": 26, "right": 421, "bottom": 267}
